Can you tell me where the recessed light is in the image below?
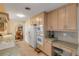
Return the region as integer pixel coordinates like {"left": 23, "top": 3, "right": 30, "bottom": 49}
{"left": 25, "top": 7, "right": 31, "bottom": 10}
{"left": 16, "top": 13, "right": 25, "bottom": 18}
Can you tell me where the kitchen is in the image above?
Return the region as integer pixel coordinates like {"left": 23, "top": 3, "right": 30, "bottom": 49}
{"left": 24, "top": 3, "right": 78, "bottom": 56}
{"left": 0, "top": 3, "right": 79, "bottom": 56}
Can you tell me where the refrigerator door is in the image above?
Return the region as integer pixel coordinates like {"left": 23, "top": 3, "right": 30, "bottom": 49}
{"left": 28, "top": 26, "right": 37, "bottom": 48}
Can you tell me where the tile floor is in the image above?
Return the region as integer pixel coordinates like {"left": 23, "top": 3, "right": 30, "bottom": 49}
{"left": 0, "top": 40, "right": 46, "bottom": 56}
{"left": 16, "top": 40, "right": 46, "bottom": 56}
{"left": 0, "top": 47, "right": 20, "bottom": 56}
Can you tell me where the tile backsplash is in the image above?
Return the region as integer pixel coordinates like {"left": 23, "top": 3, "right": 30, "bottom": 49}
{"left": 54, "top": 32, "right": 78, "bottom": 44}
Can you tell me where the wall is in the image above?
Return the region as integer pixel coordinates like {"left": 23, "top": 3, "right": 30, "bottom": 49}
{"left": 9, "top": 20, "right": 25, "bottom": 36}
{"left": 0, "top": 4, "right": 5, "bottom": 12}
{"left": 9, "top": 20, "right": 18, "bottom": 35}
{"left": 54, "top": 32, "right": 78, "bottom": 44}
{"left": 24, "top": 19, "right": 31, "bottom": 43}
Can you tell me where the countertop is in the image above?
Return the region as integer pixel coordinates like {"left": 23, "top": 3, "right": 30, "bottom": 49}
{"left": 46, "top": 38, "right": 78, "bottom": 55}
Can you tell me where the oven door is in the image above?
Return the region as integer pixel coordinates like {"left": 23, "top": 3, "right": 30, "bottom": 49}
{"left": 37, "top": 36, "right": 44, "bottom": 45}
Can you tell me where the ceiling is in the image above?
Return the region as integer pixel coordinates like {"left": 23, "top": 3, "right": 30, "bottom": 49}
{"left": 4, "top": 3, "right": 67, "bottom": 21}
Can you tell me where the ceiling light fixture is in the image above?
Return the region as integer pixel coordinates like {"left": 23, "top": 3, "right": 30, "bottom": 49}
{"left": 25, "top": 7, "right": 31, "bottom": 10}
{"left": 16, "top": 13, "right": 25, "bottom": 18}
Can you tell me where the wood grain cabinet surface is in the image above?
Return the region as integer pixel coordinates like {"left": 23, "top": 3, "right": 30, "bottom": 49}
{"left": 58, "top": 7, "right": 66, "bottom": 31}
{"left": 31, "top": 12, "right": 46, "bottom": 26}
{"left": 47, "top": 4, "right": 77, "bottom": 32}
{"left": 43, "top": 39, "right": 53, "bottom": 56}
{"left": 47, "top": 10, "right": 58, "bottom": 31}
{"left": 65, "top": 4, "right": 77, "bottom": 31}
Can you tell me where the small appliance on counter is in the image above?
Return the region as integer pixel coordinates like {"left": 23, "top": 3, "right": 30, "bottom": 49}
{"left": 47, "top": 31, "right": 55, "bottom": 38}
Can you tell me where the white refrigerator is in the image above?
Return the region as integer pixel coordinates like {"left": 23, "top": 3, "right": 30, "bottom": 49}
{"left": 24, "top": 25, "right": 37, "bottom": 48}
{"left": 24, "top": 24, "right": 44, "bottom": 49}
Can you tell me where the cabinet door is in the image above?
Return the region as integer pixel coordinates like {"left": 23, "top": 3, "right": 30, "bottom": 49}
{"left": 39, "top": 13, "right": 44, "bottom": 25}
{"left": 31, "top": 17, "right": 36, "bottom": 25}
{"left": 58, "top": 7, "right": 66, "bottom": 31}
{"left": 65, "top": 4, "right": 77, "bottom": 31}
{"left": 44, "top": 39, "right": 52, "bottom": 56}
{"left": 47, "top": 12, "right": 52, "bottom": 31}
{"left": 47, "top": 10, "right": 58, "bottom": 31}
{"left": 51, "top": 10, "right": 58, "bottom": 31}
{"left": 35, "top": 13, "right": 45, "bottom": 25}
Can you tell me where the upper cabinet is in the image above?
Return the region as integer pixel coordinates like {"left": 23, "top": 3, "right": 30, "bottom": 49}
{"left": 30, "top": 17, "right": 36, "bottom": 25}
{"left": 65, "top": 4, "right": 77, "bottom": 31}
{"left": 30, "top": 12, "right": 47, "bottom": 35}
{"left": 30, "top": 4, "right": 77, "bottom": 32}
{"left": 35, "top": 13, "right": 44, "bottom": 25}
{"left": 47, "top": 12, "right": 52, "bottom": 31}
{"left": 47, "top": 4, "right": 77, "bottom": 32}
{"left": 31, "top": 12, "right": 46, "bottom": 26}
{"left": 58, "top": 7, "right": 66, "bottom": 31}
{"left": 47, "top": 10, "right": 58, "bottom": 31}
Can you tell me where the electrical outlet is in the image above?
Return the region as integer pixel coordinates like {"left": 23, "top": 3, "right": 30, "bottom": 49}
{"left": 63, "top": 33, "right": 67, "bottom": 36}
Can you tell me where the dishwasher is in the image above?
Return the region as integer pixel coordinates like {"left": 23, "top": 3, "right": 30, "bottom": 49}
{"left": 53, "top": 47, "right": 72, "bottom": 56}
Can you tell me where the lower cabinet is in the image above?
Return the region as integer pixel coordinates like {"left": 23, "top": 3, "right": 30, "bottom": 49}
{"left": 37, "top": 38, "right": 53, "bottom": 56}
{"left": 43, "top": 39, "right": 53, "bottom": 56}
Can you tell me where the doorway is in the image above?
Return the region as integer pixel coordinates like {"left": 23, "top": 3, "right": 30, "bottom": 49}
{"left": 15, "top": 25, "right": 23, "bottom": 41}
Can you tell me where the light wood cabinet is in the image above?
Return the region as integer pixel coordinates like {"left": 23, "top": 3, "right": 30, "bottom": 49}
{"left": 47, "top": 12, "right": 52, "bottom": 31}
{"left": 37, "top": 38, "right": 53, "bottom": 56}
{"left": 65, "top": 4, "right": 77, "bottom": 31}
{"left": 43, "top": 39, "right": 53, "bottom": 56}
{"left": 47, "top": 10, "right": 58, "bottom": 31}
{"left": 58, "top": 7, "right": 66, "bottom": 31}
{"left": 31, "top": 13, "right": 46, "bottom": 26}
{"left": 30, "top": 17, "right": 36, "bottom": 25}
{"left": 31, "top": 12, "right": 47, "bottom": 37}
{"left": 47, "top": 4, "right": 77, "bottom": 32}
{"left": 37, "top": 13, "right": 44, "bottom": 25}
